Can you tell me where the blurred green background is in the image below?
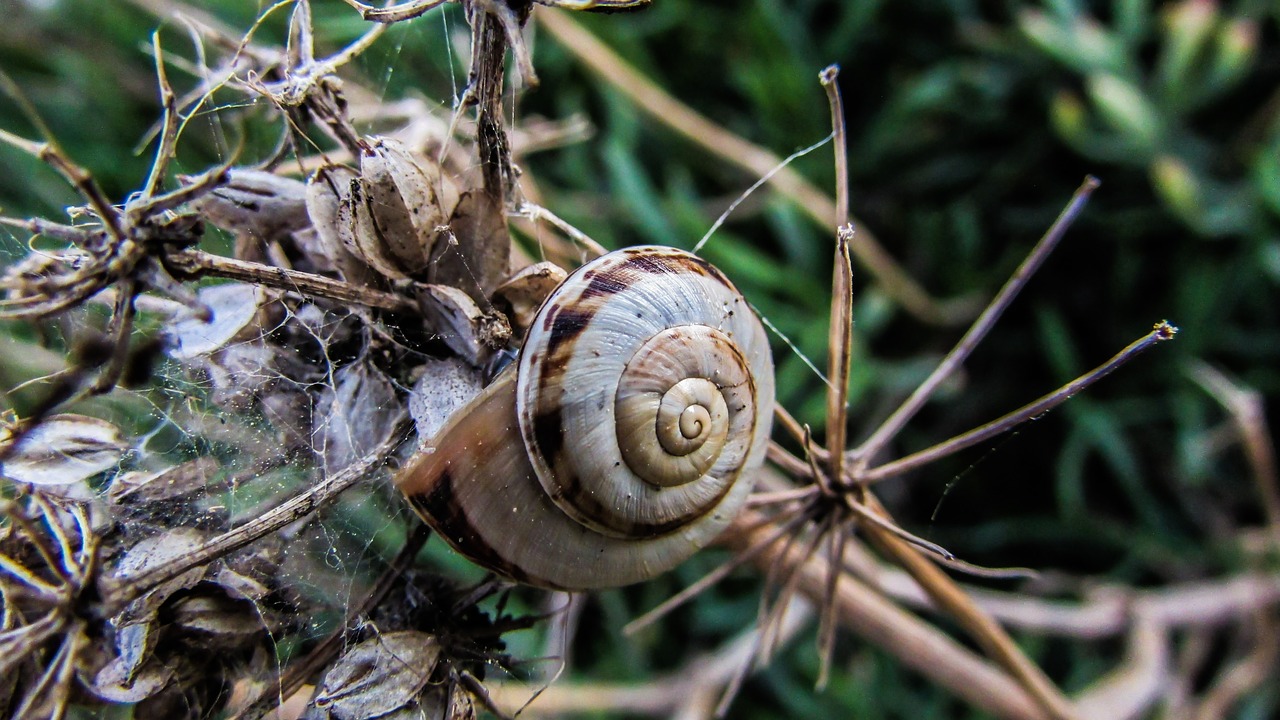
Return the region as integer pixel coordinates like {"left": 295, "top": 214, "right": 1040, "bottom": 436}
{"left": 2, "top": 0, "right": 1278, "bottom": 717}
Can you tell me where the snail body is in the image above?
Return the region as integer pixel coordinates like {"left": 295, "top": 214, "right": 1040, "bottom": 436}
{"left": 397, "top": 246, "right": 774, "bottom": 590}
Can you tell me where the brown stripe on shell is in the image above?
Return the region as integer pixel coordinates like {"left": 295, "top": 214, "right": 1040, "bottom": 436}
{"left": 541, "top": 304, "right": 595, "bottom": 357}
{"left": 404, "top": 468, "right": 552, "bottom": 588}
{"left": 522, "top": 248, "right": 755, "bottom": 538}
{"left": 579, "top": 270, "right": 632, "bottom": 300}
{"left": 616, "top": 248, "right": 732, "bottom": 287}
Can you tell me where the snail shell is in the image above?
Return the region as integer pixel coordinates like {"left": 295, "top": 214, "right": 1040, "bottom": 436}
{"left": 397, "top": 246, "right": 774, "bottom": 590}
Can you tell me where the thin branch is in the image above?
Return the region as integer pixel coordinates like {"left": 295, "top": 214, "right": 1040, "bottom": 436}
{"left": 861, "top": 321, "right": 1178, "bottom": 483}
{"left": 536, "top": 9, "right": 973, "bottom": 326}
{"left": 852, "top": 176, "right": 1101, "bottom": 466}
{"left": 165, "top": 249, "right": 418, "bottom": 313}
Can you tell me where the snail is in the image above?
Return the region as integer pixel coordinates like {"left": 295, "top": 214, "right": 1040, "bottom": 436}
{"left": 396, "top": 246, "right": 775, "bottom": 590}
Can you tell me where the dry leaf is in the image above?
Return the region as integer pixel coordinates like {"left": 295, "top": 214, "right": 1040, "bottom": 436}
{"left": 432, "top": 188, "right": 510, "bottom": 301}
{"left": 88, "top": 651, "right": 173, "bottom": 704}
{"left": 167, "top": 284, "right": 266, "bottom": 359}
{"left": 112, "top": 527, "right": 209, "bottom": 625}
{"left": 0, "top": 414, "right": 127, "bottom": 491}
{"left": 416, "top": 284, "right": 511, "bottom": 365}
{"left": 408, "top": 358, "right": 484, "bottom": 446}
{"left": 346, "top": 137, "right": 458, "bottom": 280}
{"left": 191, "top": 169, "right": 311, "bottom": 241}
{"left": 493, "top": 261, "right": 567, "bottom": 337}
{"left": 311, "top": 631, "right": 441, "bottom": 720}
{"left": 169, "top": 594, "right": 265, "bottom": 647}
{"left": 311, "top": 361, "right": 405, "bottom": 474}
{"left": 306, "top": 164, "right": 379, "bottom": 286}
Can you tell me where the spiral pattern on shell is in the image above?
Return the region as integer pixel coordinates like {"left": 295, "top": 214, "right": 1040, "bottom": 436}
{"left": 518, "top": 246, "right": 774, "bottom": 539}
{"left": 397, "top": 245, "right": 774, "bottom": 589}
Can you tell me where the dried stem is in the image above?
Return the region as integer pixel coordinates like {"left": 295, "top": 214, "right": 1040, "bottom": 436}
{"left": 536, "top": 9, "right": 972, "bottom": 326}
{"left": 852, "top": 176, "right": 1101, "bottom": 467}
{"left": 861, "top": 321, "right": 1178, "bottom": 483}
{"left": 165, "top": 249, "right": 417, "bottom": 313}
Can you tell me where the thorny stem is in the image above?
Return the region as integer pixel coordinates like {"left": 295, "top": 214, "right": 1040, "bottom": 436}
{"left": 98, "top": 435, "right": 402, "bottom": 613}
{"left": 852, "top": 176, "right": 1100, "bottom": 468}
{"left": 165, "top": 249, "right": 418, "bottom": 313}
{"left": 861, "top": 321, "right": 1179, "bottom": 483}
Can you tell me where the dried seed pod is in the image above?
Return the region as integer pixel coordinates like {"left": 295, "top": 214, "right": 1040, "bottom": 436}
{"left": 397, "top": 246, "right": 774, "bottom": 590}
{"left": 493, "top": 261, "right": 568, "bottom": 338}
{"left": 191, "top": 169, "right": 310, "bottom": 240}
{"left": 348, "top": 137, "right": 458, "bottom": 281}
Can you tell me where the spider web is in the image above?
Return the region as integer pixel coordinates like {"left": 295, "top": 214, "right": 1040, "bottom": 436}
{"left": 0, "top": 3, "right": 559, "bottom": 714}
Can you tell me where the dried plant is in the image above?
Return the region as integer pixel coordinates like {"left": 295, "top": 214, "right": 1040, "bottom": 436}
{"left": 0, "top": 2, "right": 1277, "bottom": 720}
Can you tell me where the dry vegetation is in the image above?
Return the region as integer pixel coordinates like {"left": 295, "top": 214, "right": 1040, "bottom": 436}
{"left": 0, "top": 1, "right": 1277, "bottom": 719}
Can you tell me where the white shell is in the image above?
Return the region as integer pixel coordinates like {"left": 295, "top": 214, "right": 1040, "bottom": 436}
{"left": 397, "top": 246, "right": 774, "bottom": 589}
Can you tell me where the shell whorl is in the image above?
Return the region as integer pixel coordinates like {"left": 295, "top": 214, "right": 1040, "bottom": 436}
{"left": 517, "top": 246, "right": 774, "bottom": 539}
{"left": 397, "top": 245, "right": 774, "bottom": 589}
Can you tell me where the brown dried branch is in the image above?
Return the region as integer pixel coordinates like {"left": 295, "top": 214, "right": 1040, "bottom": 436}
{"left": 165, "top": 249, "right": 417, "bottom": 313}
{"left": 535, "top": 9, "right": 975, "bottom": 326}
{"left": 98, "top": 434, "right": 403, "bottom": 613}
{"left": 721, "top": 509, "right": 1055, "bottom": 720}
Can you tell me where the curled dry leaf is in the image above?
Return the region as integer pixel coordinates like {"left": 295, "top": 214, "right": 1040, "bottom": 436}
{"left": 493, "top": 261, "right": 567, "bottom": 337}
{"left": 434, "top": 188, "right": 511, "bottom": 301}
{"left": 416, "top": 284, "right": 511, "bottom": 365}
{"left": 306, "top": 164, "right": 379, "bottom": 287}
{"left": 189, "top": 169, "right": 311, "bottom": 242}
{"left": 112, "top": 527, "right": 210, "bottom": 626}
{"left": 310, "top": 631, "right": 441, "bottom": 720}
{"left": 311, "top": 360, "right": 405, "bottom": 474}
{"left": 0, "top": 413, "right": 127, "bottom": 491}
{"left": 408, "top": 358, "right": 483, "bottom": 446}
{"left": 167, "top": 283, "right": 267, "bottom": 359}
{"left": 108, "top": 457, "right": 218, "bottom": 505}
{"left": 88, "top": 650, "right": 174, "bottom": 704}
